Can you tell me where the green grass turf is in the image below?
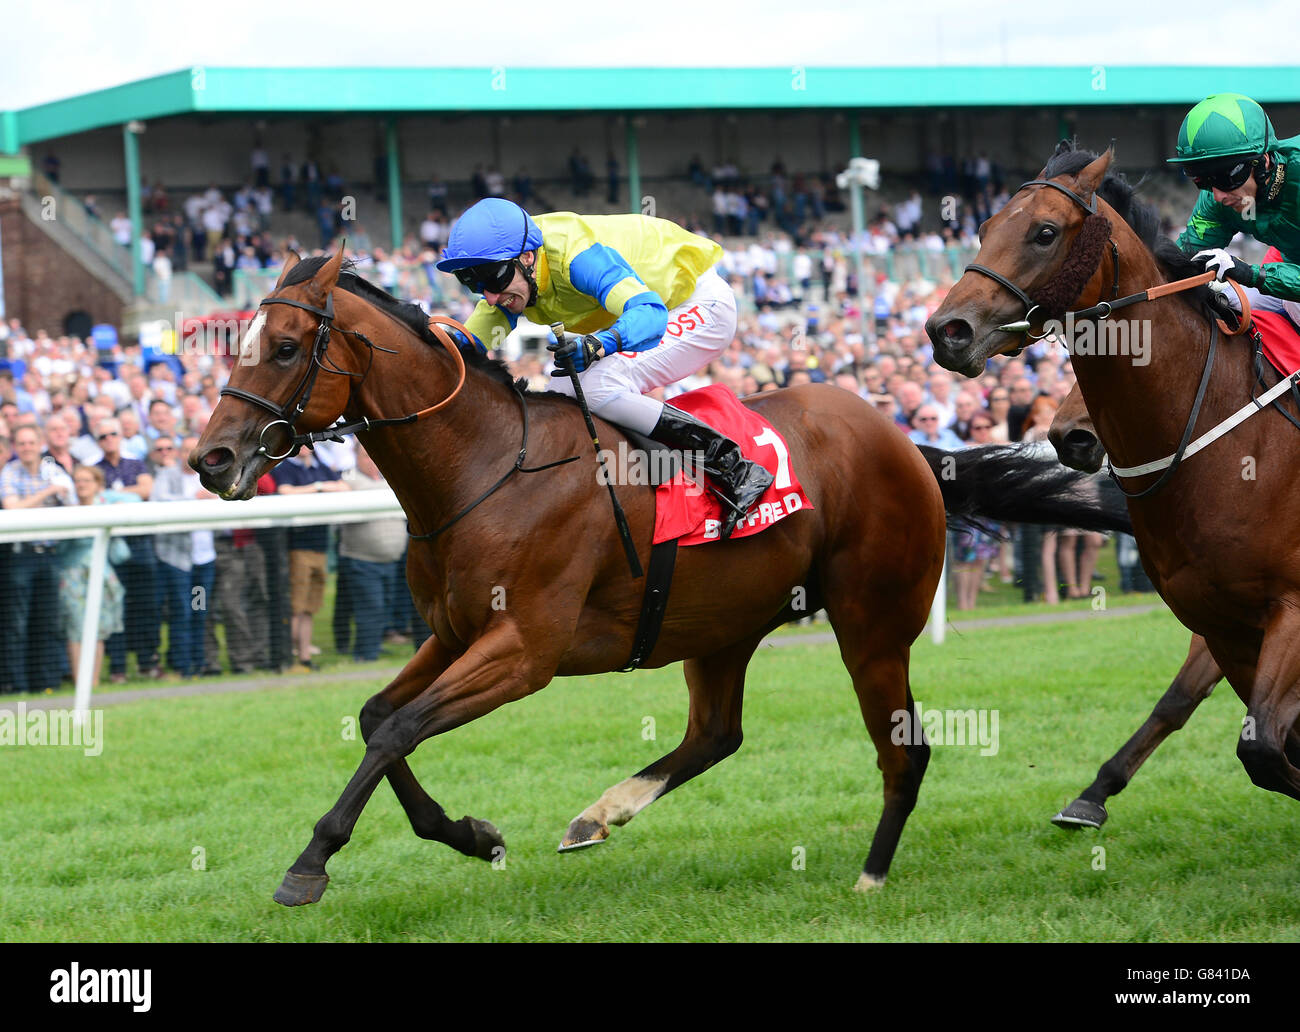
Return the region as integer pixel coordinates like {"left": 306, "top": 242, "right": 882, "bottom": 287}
{"left": 2, "top": 606, "right": 1296, "bottom": 943}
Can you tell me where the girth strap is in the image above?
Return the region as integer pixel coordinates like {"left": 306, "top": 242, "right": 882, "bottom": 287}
{"left": 619, "top": 539, "right": 679, "bottom": 672}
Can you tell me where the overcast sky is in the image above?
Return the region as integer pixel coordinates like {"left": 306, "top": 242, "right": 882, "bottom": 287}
{"left": 4, "top": 0, "right": 1294, "bottom": 110}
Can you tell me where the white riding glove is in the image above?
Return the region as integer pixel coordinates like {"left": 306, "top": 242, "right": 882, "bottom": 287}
{"left": 1194, "top": 248, "right": 1249, "bottom": 284}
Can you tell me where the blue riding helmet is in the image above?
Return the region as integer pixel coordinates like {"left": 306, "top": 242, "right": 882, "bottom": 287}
{"left": 436, "top": 198, "right": 544, "bottom": 272}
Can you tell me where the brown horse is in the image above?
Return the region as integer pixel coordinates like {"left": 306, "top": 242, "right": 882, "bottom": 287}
{"left": 1048, "top": 383, "right": 1107, "bottom": 473}
{"left": 193, "top": 249, "right": 1124, "bottom": 905}
{"left": 928, "top": 141, "right": 1300, "bottom": 820}
{"left": 1048, "top": 385, "right": 1300, "bottom": 828}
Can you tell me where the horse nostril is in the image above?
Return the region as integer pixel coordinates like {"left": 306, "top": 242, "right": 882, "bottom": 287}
{"left": 1063, "top": 429, "right": 1097, "bottom": 450}
{"left": 930, "top": 317, "right": 973, "bottom": 350}
{"left": 947, "top": 320, "right": 971, "bottom": 344}
{"left": 199, "top": 447, "right": 233, "bottom": 472}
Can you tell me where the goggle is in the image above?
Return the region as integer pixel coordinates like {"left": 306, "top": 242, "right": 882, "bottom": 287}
{"left": 1188, "top": 158, "right": 1257, "bottom": 193}
{"left": 453, "top": 259, "right": 517, "bottom": 295}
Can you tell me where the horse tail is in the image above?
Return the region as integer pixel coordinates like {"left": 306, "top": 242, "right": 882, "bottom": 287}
{"left": 914, "top": 442, "right": 1133, "bottom": 535}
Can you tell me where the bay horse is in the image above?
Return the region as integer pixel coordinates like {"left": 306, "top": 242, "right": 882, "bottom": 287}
{"left": 928, "top": 141, "right": 1300, "bottom": 822}
{"left": 1048, "top": 385, "right": 1300, "bottom": 828}
{"left": 192, "top": 248, "right": 1125, "bottom": 906}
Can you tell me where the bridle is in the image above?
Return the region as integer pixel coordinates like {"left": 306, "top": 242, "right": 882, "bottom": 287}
{"left": 962, "top": 175, "right": 1255, "bottom": 499}
{"left": 219, "top": 289, "right": 467, "bottom": 461}
{"left": 964, "top": 178, "right": 1120, "bottom": 342}
{"left": 218, "top": 284, "right": 579, "bottom": 541}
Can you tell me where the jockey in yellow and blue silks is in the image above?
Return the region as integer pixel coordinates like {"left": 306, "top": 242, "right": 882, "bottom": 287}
{"left": 436, "top": 198, "right": 773, "bottom": 539}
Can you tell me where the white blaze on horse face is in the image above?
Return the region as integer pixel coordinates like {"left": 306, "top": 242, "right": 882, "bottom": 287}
{"left": 240, "top": 311, "right": 267, "bottom": 363}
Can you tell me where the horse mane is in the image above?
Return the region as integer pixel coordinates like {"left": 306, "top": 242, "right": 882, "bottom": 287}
{"left": 1041, "top": 141, "right": 1212, "bottom": 310}
{"left": 276, "top": 255, "right": 528, "bottom": 392}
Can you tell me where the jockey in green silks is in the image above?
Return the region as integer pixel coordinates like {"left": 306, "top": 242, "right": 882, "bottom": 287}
{"left": 1168, "top": 93, "right": 1300, "bottom": 310}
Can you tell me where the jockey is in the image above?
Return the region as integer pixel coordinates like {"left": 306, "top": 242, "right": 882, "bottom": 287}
{"left": 1167, "top": 93, "right": 1300, "bottom": 303}
{"left": 435, "top": 198, "right": 773, "bottom": 539}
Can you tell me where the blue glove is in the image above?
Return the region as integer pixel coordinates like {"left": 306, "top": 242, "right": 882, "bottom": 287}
{"left": 548, "top": 334, "right": 604, "bottom": 374}
{"left": 433, "top": 322, "right": 485, "bottom": 353}
{"left": 1194, "top": 248, "right": 1258, "bottom": 287}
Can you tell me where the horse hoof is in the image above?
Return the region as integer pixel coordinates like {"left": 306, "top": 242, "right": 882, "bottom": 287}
{"left": 273, "top": 870, "right": 329, "bottom": 907}
{"left": 1051, "top": 798, "right": 1108, "bottom": 830}
{"left": 558, "top": 817, "right": 609, "bottom": 852}
{"left": 464, "top": 817, "right": 505, "bottom": 862}
{"left": 854, "top": 872, "right": 886, "bottom": 892}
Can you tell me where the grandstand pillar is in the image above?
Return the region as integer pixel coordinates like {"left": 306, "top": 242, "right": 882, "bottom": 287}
{"left": 847, "top": 116, "right": 869, "bottom": 347}
{"left": 122, "top": 122, "right": 145, "bottom": 298}
{"left": 386, "top": 119, "right": 402, "bottom": 250}
{"left": 625, "top": 118, "right": 640, "bottom": 215}
{"left": 0, "top": 111, "right": 17, "bottom": 155}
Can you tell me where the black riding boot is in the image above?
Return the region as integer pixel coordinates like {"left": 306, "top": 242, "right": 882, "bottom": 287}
{"left": 649, "top": 404, "right": 775, "bottom": 539}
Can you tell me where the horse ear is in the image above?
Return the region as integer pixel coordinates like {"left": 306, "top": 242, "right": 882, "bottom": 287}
{"left": 307, "top": 245, "right": 346, "bottom": 301}
{"left": 274, "top": 250, "right": 301, "bottom": 288}
{"left": 1075, "top": 147, "right": 1114, "bottom": 200}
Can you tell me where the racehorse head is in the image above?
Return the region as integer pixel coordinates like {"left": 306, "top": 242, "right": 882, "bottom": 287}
{"left": 1049, "top": 383, "right": 1105, "bottom": 473}
{"left": 191, "top": 248, "right": 360, "bottom": 498}
{"left": 926, "top": 148, "right": 1115, "bottom": 378}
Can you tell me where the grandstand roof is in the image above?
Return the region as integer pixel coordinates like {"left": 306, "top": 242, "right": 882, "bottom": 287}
{"left": 5, "top": 65, "right": 1298, "bottom": 150}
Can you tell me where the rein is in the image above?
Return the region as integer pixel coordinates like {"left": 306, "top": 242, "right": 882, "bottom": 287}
{"left": 964, "top": 177, "right": 1257, "bottom": 498}
{"left": 967, "top": 178, "right": 1253, "bottom": 339}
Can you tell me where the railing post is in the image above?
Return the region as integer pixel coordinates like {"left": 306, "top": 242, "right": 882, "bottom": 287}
{"left": 74, "top": 528, "right": 112, "bottom": 725}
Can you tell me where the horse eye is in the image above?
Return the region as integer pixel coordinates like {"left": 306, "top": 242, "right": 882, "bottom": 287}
{"left": 1036, "top": 226, "right": 1058, "bottom": 245}
{"left": 276, "top": 342, "right": 298, "bottom": 360}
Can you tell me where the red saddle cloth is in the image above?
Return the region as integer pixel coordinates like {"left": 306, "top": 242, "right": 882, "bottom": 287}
{"left": 1257, "top": 247, "right": 1300, "bottom": 376}
{"left": 651, "top": 384, "right": 813, "bottom": 546}
{"left": 1255, "top": 310, "right": 1300, "bottom": 376}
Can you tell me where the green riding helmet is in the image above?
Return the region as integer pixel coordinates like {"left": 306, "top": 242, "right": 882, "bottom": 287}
{"left": 1168, "top": 93, "right": 1277, "bottom": 169}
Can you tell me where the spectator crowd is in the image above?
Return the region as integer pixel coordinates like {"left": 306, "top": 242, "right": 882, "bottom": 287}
{"left": 5, "top": 146, "right": 1180, "bottom": 692}
{"left": 89, "top": 140, "right": 1070, "bottom": 307}
{"left": 0, "top": 320, "right": 425, "bottom": 693}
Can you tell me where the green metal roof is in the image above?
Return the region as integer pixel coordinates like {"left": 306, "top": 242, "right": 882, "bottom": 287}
{"left": 6, "top": 65, "right": 1299, "bottom": 150}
